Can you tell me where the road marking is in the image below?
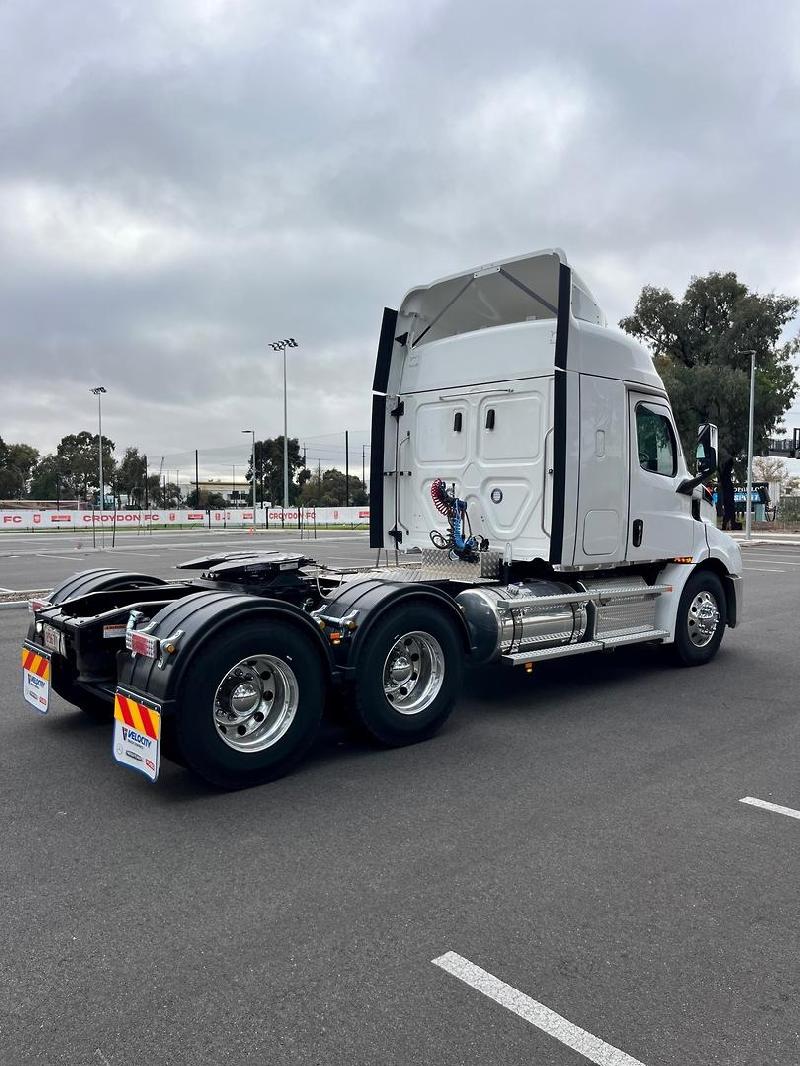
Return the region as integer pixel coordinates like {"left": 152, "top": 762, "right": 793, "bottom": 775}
{"left": 0, "top": 585, "right": 13, "bottom": 592}
{"left": 742, "top": 567, "right": 785, "bottom": 572}
{"left": 432, "top": 952, "right": 647, "bottom": 1066}
{"left": 743, "top": 555, "right": 800, "bottom": 563}
{"left": 0, "top": 533, "right": 368, "bottom": 559}
{"left": 35, "top": 553, "right": 85, "bottom": 562}
{"left": 740, "top": 797, "right": 800, "bottom": 821}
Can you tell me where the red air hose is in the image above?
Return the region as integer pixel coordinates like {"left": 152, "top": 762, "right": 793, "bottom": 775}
{"left": 431, "top": 478, "right": 451, "bottom": 515}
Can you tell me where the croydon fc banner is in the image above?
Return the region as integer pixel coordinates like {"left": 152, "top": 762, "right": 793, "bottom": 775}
{"left": 0, "top": 507, "right": 370, "bottom": 530}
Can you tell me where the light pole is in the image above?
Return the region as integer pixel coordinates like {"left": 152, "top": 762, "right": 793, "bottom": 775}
{"left": 742, "top": 351, "right": 757, "bottom": 540}
{"left": 90, "top": 386, "right": 107, "bottom": 510}
{"left": 242, "top": 429, "right": 256, "bottom": 517}
{"left": 269, "top": 338, "right": 299, "bottom": 509}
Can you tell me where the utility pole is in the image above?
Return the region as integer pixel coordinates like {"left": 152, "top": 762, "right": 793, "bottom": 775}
{"left": 345, "top": 430, "right": 349, "bottom": 507}
{"left": 195, "top": 450, "right": 200, "bottom": 509}
{"left": 743, "top": 349, "right": 757, "bottom": 540}
{"left": 362, "top": 444, "right": 366, "bottom": 489}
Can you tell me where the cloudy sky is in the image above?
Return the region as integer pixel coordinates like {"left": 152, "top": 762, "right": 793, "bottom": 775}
{"left": 1, "top": 0, "right": 799, "bottom": 473}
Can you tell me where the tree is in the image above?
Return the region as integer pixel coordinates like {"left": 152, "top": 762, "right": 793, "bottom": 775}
{"left": 28, "top": 454, "right": 68, "bottom": 501}
{"left": 752, "top": 456, "right": 787, "bottom": 484}
{"left": 186, "top": 489, "right": 227, "bottom": 509}
{"left": 115, "top": 447, "right": 147, "bottom": 507}
{"left": 247, "top": 436, "right": 308, "bottom": 505}
{"left": 620, "top": 272, "right": 798, "bottom": 528}
{"left": 0, "top": 439, "right": 39, "bottom": 498}
{"left": 145, "top": 474, "right": 162, "bottom": 507}
{"left": 54, "top": 431, "right": 117, "bottom": 502}
{"left": 299, "top": 468, "right": 368, "bottom": 507}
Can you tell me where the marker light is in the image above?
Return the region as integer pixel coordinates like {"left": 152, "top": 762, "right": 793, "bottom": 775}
{"left": 126, "top": 630, "right": 159, "bottom": 658}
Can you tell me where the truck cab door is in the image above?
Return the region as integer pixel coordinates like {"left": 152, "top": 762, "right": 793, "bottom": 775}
{"left": 626, "top": 394, "right": 694, "bottom": 561}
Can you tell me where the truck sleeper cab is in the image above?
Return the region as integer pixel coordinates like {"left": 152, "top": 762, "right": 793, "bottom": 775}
{"left": 22, "top": 249, "right": 742, "bottom": 790}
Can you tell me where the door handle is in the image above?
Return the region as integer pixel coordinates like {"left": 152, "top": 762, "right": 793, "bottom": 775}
{"left": 632, "top": 519, "right": 643, "bottom": 547}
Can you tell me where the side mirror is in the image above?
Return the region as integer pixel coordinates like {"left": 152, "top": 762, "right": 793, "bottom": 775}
{"left": 677, "top": 422, "right": 719, "bottom": 496}
{"left": 696, "top": 423, "right": 718, "bottom": 476}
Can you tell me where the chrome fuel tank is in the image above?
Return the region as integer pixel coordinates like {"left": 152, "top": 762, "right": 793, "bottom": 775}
{"left": 456, "top": 581, "right": 588, "bottom": 664}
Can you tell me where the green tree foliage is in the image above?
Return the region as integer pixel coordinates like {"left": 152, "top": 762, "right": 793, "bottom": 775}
{"left": 299, "top": 468, "right": 368, "bottom": 506}
{"left": 620, "top": 271, "right": 798, "bottom": 525}
{"left": 50, "top": 431, "right": 117, "bottom": 502}
{"left": 247, "top": 436, "right": 308, "bottom": 505}
{"left": 28, "top": 454, "right": 65, "bottom": 500}
{"left": 186, "top": 489, "right": 227, "bottom": 509}
{"left": 0, "top": 438, "right": 39, "bottom": 497}
{"left": 115, "top": 447, "right": 147, "bottom": 506}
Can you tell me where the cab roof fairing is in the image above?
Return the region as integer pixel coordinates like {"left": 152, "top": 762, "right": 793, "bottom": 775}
{"left": 393, "top": 249, "right": 606, "bottom": 352}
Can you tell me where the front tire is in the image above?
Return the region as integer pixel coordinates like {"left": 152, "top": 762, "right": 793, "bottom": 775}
{"left": 350, "top": 603, "right": 463, "bottom": 746}
{"left": 174, "top": 621, "right": 325, "bottom": 789}
{"left": 673, "top": 570, "right": 726, "bottom": 666}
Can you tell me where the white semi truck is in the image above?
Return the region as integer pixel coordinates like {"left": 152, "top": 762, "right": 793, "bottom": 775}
{"left": 23, "top": 249, "right": 742, "bottom": 789}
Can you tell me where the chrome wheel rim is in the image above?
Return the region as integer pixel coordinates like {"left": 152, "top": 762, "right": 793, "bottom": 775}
{"left": 382, "top": 631, "right": 445, "bottom": 715}
{"left": 687, "top": 591, "right": 720, "bottom": 648}
{"left": 213, "top": 654, "right": 299, "bottom": 753}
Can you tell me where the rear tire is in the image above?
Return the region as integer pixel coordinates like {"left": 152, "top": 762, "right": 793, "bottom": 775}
{"left": 350, "top": 603, "right": 463, "bottom": 746}
{"left": 672, "top": 570, "right": 726, "bottom": 666}
{"left": 174, "top": 620, "right": 325, "bottom": 789}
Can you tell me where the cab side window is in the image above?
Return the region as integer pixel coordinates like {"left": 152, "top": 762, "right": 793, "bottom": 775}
{"left": 636, "top": 404, "right": 677, "bottom": 476}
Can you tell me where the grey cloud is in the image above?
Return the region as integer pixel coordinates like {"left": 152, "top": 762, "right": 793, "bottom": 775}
{"left": 1, "top": 0, "right": 798, "bottom": 454}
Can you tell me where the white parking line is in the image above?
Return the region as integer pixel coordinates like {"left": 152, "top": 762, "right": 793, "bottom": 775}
{"left": 743, "top": 567, "right": 785, "bottom": 572}
{"left": 432, "top": 952, "right": 647, "bottom": 1066}
{"left": 740, "top": 797, "right": 800, "bottom": 821}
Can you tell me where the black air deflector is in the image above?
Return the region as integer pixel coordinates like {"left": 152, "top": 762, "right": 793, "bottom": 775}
{"left": 373, "top": 307, "right": 398, "bottom": 393}
{"left": 548, "top": 262, "right": 572, "bottom": 566}
{"left": 369, "top": 393, "right": 387, "bottom": 548}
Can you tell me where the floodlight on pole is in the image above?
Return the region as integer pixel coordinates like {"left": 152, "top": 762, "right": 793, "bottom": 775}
{"left": 90, "top": 386, "right": 107, "bottom": 512}
{"left": 242, "top": 429, "right": 256, "bottom": 528}
{"left": 268, "top": 338, "right": 300, "bottom": 509}
{"left": 741, "top": 350, "right": 757, "bottom": 540}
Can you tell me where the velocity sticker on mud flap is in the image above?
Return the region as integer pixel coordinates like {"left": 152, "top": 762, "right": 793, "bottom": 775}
{"left": 22, "top": 646, "right": 51, "bottom": 714}
{"left": 113, "top": 692, "right": 161, "bottom": 782}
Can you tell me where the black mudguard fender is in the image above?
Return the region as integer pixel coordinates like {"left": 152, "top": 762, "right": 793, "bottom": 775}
{"left": 318, "top": 577, "right": 472, "bottom": 675}
{"left": 116, "top": 590, "right": 337, "bottom": 714}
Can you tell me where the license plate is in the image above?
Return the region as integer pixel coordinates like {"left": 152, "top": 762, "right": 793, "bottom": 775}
{"left": 42, "top": 623, "right": 65, "bottom": 656}
{"left": 113, "top": 692, "right": 161, "bottom": 782}
{"left": 21, "top": 647, "right": 51, "bottom": 714}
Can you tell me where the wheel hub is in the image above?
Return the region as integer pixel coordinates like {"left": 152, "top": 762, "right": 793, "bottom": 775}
{"left": 388, "top": 654, "right": 414, "bottom": 686}
{"left": 213, "top": 654, "right": 298, "bottom": 753}
{"left": 687, "top": 591, "right": 721, "bottom": 648}
{"left": 382, "top": 631, "right": 445, "bottom": 716}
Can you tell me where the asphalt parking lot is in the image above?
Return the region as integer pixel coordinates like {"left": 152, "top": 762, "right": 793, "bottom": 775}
{"left": 0, "top": 527, "right": 377, "bottom": 593}
{"left": 1, "top": 537, "right": 798, "bottom": 1065}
